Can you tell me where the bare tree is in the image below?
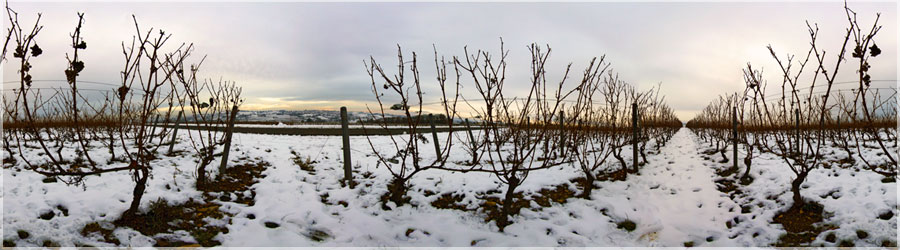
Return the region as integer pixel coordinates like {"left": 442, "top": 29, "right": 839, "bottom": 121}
{"left": 599, "top": 73, "right": 634, "bottom": 178}
{"left": 841, "top": 6, "right": 895, "bottom": 177}
{"left": 362, "top": 45, "right": 459, "bottom": 205}
{"left": 7, "top": 13, "right": 219, "bottom": 218}
{"left": 444, "top": 42, "right": 579, "bottom": 230}
{"left": 566, "top": 56, "right": 612, "bottom": 198}
{"left": 690, "top": 4, "right": 886, "bottom": 209}
{"left": 174, "top": 54, "right": 244, "bottom": 189}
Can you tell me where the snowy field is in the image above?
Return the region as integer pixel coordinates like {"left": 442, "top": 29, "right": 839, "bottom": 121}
{"left": 1, "top": 127, "right": 897, "bottom": 247}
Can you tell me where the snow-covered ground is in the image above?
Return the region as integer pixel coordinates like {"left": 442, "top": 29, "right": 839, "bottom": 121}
{"left": 697, "top": 134, "right": 899, "bottom": 247}
{"left": 2, "top": 128, "right": 896, "bottom": 247}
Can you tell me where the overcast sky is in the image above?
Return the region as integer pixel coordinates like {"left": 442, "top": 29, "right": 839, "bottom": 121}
{"left": 2, "top": 1, "right": 896, "bottom": 121}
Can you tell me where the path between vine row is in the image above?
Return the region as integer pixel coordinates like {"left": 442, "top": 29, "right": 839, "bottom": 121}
{"left": 596, "top": 128, "right": 741, "bottom": 246}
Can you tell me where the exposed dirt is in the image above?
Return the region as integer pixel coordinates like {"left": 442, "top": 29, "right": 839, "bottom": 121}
{"left": 79, "top": 159, "right": 269, "bottom": 247}
{"left": 772, "top": 201, "right": 835, "bottom": 247}
{"left": 430, "top": 182, "right": 579, "bottom": 227}
{"left": 113, "top": 198, "right": 230, "bottom": 247}
{"left": 431, "top": 193, "right": 470, "bottom": 211}
{"left": 701, "top": 145, "right": 837, "bottom": 247}
{"left": 199, "top": 160, "right": 269, "bottom": 206}
{"left": 532, "top": 184, "right": 577, "bottom": 207}
{"left": 598, "top": 169, "right": 628, "bottom": 182}
{"left": 2, "top": 156, "right": 17, "bottom": 168}
{"left": 616, "top": 220, "right": 637, "bottom": 232}
{"left": 711, "top": 165, "right": 744, "bottom": 200}
{"left": 291, "top": 151, "right": 317, "bottom": 173}
{"left": 714, "top": 165, "right": 739, "bottom": 177}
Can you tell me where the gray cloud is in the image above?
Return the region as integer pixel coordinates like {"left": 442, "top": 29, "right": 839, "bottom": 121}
{"left": 2, "top": 1, "right": 896, "bottom": 121}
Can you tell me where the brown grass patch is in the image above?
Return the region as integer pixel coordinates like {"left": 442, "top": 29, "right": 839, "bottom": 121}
{"left": 431, "top": 193, "right": 470, "bottom": 211}
{"left": 112, "top": 198, "right": 231, "bottom": 247}
{"left": 291, "top": 151, "right": 317, "bottom": 173}
{"left": 200, "top": 161, "right": 269, "bottom": 205}
{"left": 773, "top": 201, "right": 836, "bottom": 247}
{"left": 81, "top": 160, "right": 269, "bottom": 247}
{"left": 532, "top": 184, "right": 576, "bottom": 207}
{"left": 430, "top": 183, "right": 578, "bottom": 226}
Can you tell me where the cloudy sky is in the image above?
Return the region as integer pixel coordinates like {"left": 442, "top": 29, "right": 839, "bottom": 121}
{"left": 2, "top": 1, "right": 896, "bottom": 121}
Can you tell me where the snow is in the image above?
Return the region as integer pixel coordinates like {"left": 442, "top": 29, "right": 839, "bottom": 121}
{"left": 2, "top": 127, "right": 897, "bottom": 247}
{"left": 713, "top": 137, "right": 898, "bottom": 247}
{"left": 589, "top": 131, "right": 741, "bottom": 246}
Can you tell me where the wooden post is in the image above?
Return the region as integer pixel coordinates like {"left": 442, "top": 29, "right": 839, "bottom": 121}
{"left": 157, "top": 114, "right": 170, "bottom": 147}
{"left": 559, "top": 111, "right": 565, "bottom": 155}
{"left": 149, "top": 115, "right": 160, "bottom": 142}
{"left": 464, "top": 118, "right": 476, "bottom": 146}
{"left": 341, "top": 107, "right": 353, "bottom": 188}
{"left": 632, "top": 102, "right": 639, "bottom": 172}
{"left": 795, "top": 109, "right": 800, "bottom": 152}
{"left": 429, "top": 114, "right": 442, "bottom": 162}
{"left": 157, "top": 110, "right": 172, "bottom": 145}
{"left": 219, "top": 105, "right": 238, "bottom": 171}
{"left": 733, "top": 106, "right": 738, "bottom": 170}
{"left": 167, "top": 110, "right": 183, "bottom": 155}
